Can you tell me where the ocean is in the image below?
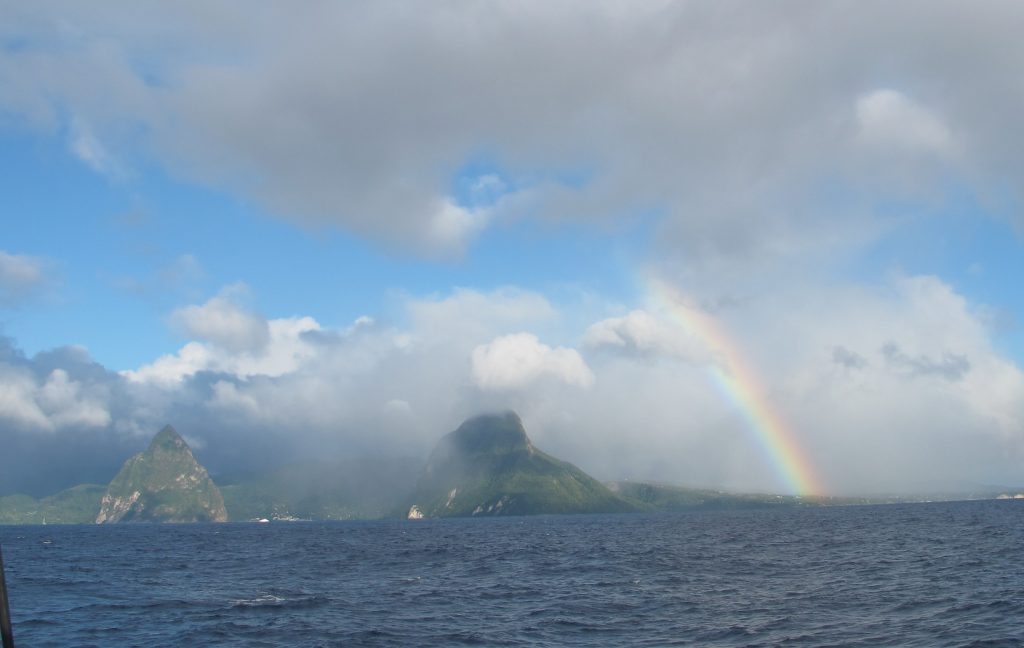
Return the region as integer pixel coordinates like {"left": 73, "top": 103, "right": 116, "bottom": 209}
{"left": 1, "top": 499, "right": 1022, "bottom": 647}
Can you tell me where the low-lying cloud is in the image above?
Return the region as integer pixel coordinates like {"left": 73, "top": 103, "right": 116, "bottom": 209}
{"left": 1, "top": 275, "right": 1022, "bottom": 497}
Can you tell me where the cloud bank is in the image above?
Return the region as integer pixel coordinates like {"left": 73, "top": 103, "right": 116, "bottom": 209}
{"left": 1, "top": 277, "right": 1021, "bottom": 497}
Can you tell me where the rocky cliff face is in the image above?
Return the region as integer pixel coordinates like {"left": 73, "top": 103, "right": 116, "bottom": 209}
{"left": 407, "top": 411, "right": 634, "bottom": 517}
{"left": 95, "top": 425, "right": 227, "bottom": 523}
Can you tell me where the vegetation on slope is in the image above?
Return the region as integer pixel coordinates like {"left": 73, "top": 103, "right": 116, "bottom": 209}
{"left": 95, "top": 425, "right": 227, "bottom": 523}
{"left": 0, "top": 484, "right": 105, "bottom": 524}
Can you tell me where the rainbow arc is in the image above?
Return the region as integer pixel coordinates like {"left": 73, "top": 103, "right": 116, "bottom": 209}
{"left": 647, "top": 276, "right": 824, "bottom": 496}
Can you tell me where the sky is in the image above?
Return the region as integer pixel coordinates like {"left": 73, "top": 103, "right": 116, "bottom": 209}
{"left": 2, "top": 1, "right": 1024, "bottom": 497}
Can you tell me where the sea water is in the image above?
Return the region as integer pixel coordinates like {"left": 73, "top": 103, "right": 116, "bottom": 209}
{"left": 1, "top": 499, "right": 1022, "bottom": 646}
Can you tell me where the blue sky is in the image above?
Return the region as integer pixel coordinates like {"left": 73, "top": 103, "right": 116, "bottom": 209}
{"left": 6, "top": 128, "right": 1020, "bottom": 371}
{"left": 2, "top": 2, "right": 1024, "bottom": 496}
{"left": 1, "top": 133, "right": 651, "bottom": 369}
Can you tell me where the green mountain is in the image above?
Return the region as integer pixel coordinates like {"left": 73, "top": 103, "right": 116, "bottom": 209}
{"left": 0, "top": 484, "right": 106, "bottom": 525}
{"left": 406, "top": 412, "right": 635, "bottom": 518}
{"left": 95, "top": 425, "right": 228, "bottom": 523}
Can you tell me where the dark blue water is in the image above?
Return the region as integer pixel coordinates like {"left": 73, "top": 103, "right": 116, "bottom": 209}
{"left": 2, "top": 500, "right": 1022, "bottom": 647}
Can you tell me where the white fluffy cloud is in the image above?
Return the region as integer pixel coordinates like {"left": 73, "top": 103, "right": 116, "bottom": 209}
{"left": 0, "top": 364, "right": 110, "bottom": 432}
{"left": 157, "top": 278, "right": 1024, "bottom": 492}
{"left": 37, "top": 369, "right": 111, "bottom": 429}
{"left": 0, "top": 274, "right": 1019, "bottom": 495}
{"left": 124, "top": 315, "right": 320, "bottom": 385}
{"left": 584, "top": 310, "right": 710, "bottom": 364}
{"left": 471, "top": 333, "right": 594, "bottom": 391}
{"left": 714, "top": 274, "right": 1024, "bottom": 492}
{"left": 3, "top": 277, "right": 1023, "bottom": 495}
{"left": 0, "top": 364, "right": 52, "bottom": 429}
{"left": 169, "top": 285, "right": 270, "bottom": 353}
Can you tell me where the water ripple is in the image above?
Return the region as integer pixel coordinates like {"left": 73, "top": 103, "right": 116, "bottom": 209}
{"left": 0, "top": 500, "right": 1022, "bottom": 646}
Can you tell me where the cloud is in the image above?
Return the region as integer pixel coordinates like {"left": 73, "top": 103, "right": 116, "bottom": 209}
{"left": 125, "top": 316, "right": 320, "bottom": 384}
{"left": 208, "top": 379, "right": 260, "bottom": 417}
{"left": 855, "top": 89, "right": 954, "bottom": 156}
{"left": 4, "top": 5, "right": 1023, "bottom": 498}
{"left": 881, "top": 342, "right": 970, "bottom": 381}
{"left": 3, "top": 278, "right": 1024, "bottom": 497}
{"left": 0, "top": 250, "right": 50, "bottom": 307}
{"left": 37, "top": 368, "right": 111, "bottom": 428}
{"left": 121, "top": 341, "right": 214, "bottom": 386}
{"left": 425, "top": 199, "right": 490, "bottom": 257}
{"left": 0, "top": 363, "right": 52, "bottom": 429}
{"left": 0, "top": 340, "right": 141, "bottom": 495}
{"left": 169, "top": 285, "right": 270, "bottom": 353}
{"left": 471, "top": 332, "right": 594, "bottom": 390}
{"left": 0, "top": 350, "right": 111, "bottom": 433}
{"left": 4, "top": 3, "right": 1024, "bottom": 259}
{"left": 832, "top": 346, "right": 868, "bottom": 370}
{"left": 584, "top": 310, "right": 709, "bottom": 363}
{"left": 69, "top": 117, "right": 122, "bottom": 177}
{"left": 0, "top": 285, "right": 577, "bottom": 492}
{"left": 406, "top": 287, "right": 558, "bottom": 344}
{"left": 733, "top": 274, "right": 1024, "bottom": 491}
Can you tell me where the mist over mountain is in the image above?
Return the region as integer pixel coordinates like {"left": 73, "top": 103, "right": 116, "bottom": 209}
{"left": 2, "top": 413, "right": 1020, "bottom": 526}
{"left": 407, "top": 412, "right": 635, "bottom": 517}
{"left": 220, "top": 456, "right": 422, "bottom": 522}
{"left": 4, "top": 291, "right": 1022, "bottom": 504}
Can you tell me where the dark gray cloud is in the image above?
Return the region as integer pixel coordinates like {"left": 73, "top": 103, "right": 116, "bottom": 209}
{"left": 2, "top": 2, "right": 1024, "bottom": 264}
{"left": 832, "top": 346, "right": 868, "bottom": 370}
{"left": 0, "top": 338, "right": 138, "bottom": 495}
{"left": 881, "top": 342, "right": 971, "bottom": 381}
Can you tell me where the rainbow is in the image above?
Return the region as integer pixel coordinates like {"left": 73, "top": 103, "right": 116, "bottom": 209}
{"left": 646, "top": 275, "right": 824, "bottom": 496}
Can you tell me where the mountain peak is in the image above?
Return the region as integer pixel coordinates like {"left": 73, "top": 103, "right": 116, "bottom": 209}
{"left": 447, "top": 411, "right": 531, "bottom": 456}
{"left": 96, "top": 425, "right": 226, "bottom": 523}
{"left": 149, "top": 424, "right": 187, "bottom": 452}
{"left": 409, "top": 412, "right": 633, "bottom": 518}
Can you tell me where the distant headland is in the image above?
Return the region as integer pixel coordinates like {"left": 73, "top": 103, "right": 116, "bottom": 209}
{"left": 1, "top": 412, "right": 1020, "bottom": 525}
